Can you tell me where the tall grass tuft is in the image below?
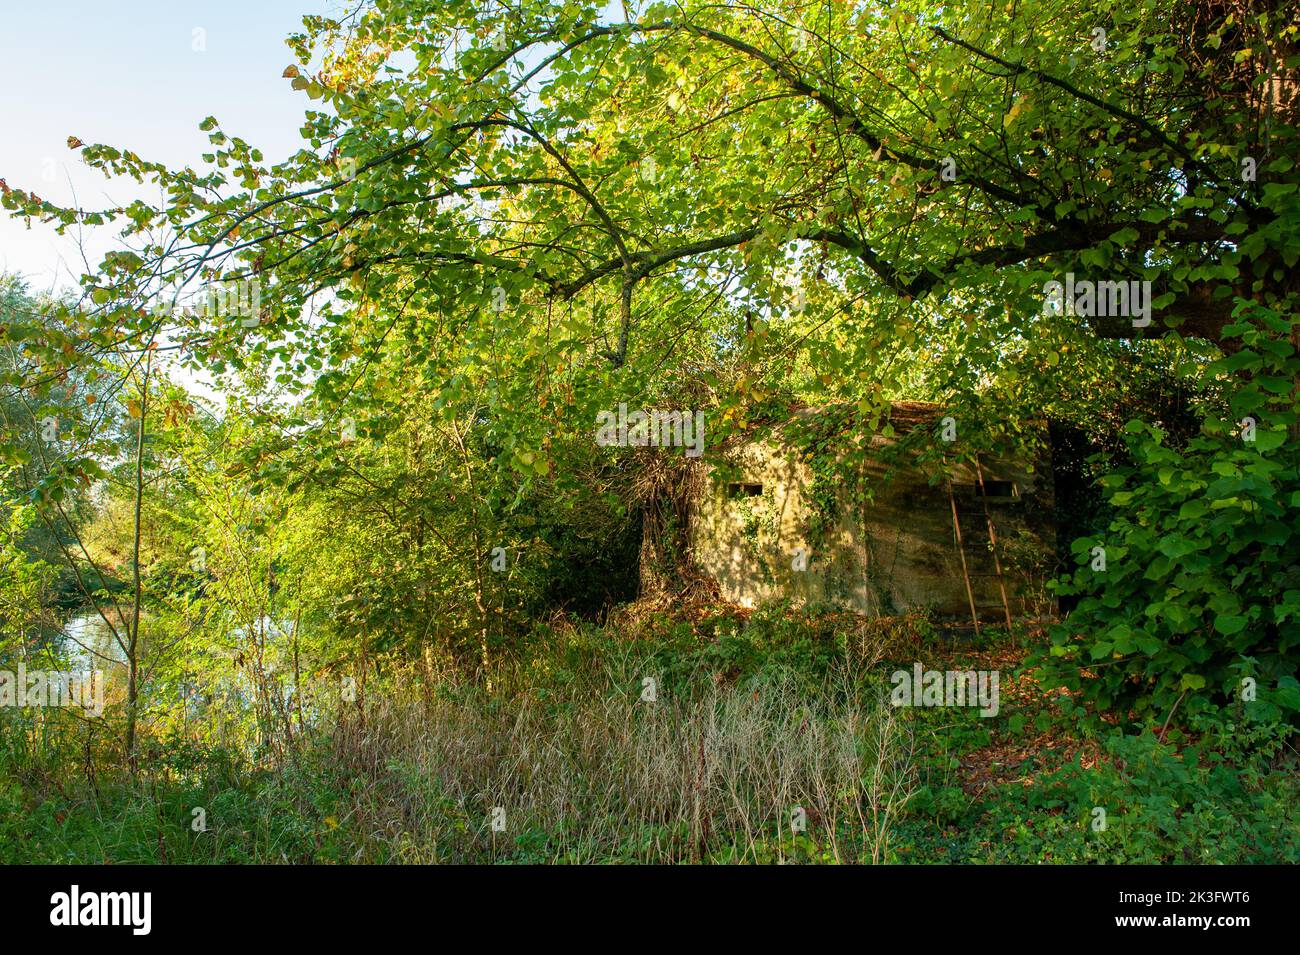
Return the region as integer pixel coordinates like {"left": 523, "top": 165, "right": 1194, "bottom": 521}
{"left": 326, "top": 651, "right": 913, "bottom": 863}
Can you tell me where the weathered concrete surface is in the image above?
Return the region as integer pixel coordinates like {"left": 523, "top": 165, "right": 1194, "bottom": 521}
{"left": 688, "top": 403, "right": 1056, "bottom": 619}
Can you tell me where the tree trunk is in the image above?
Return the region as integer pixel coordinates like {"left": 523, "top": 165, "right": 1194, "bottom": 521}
{"left": 125, "top": 354, "right": 150, "bottom": 773}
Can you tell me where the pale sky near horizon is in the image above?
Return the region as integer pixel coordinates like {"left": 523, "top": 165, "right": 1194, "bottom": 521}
{"left": 0, "top": 0, "right": 340, "bottom": 294}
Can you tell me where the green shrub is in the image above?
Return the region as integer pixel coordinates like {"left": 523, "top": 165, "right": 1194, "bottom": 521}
{"left": 1038, "top": 302, "right": 1300, "bottom": 726}
{"left": 1001, "top": 728, "right": 1300, "bottom": 863}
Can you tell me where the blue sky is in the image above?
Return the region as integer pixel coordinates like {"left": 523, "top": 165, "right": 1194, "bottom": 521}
{"left": 0, "top": 0, "right": 337, "bottom": 292}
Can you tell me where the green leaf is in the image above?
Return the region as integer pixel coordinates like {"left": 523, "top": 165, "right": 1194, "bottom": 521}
{"left": 1213, "top": 615, "right": 1246, "bottom": 636}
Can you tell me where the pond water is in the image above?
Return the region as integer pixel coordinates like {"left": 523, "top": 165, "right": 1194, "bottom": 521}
{"left": 49, "top": 610, "right": 318, "bottom": 728}
{"left": 59, "top": 611, "right": 133, "bottom": 673}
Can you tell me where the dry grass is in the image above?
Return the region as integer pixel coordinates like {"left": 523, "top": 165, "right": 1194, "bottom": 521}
{"left": 324, "top": 659, "right": 914, "bottom": 863}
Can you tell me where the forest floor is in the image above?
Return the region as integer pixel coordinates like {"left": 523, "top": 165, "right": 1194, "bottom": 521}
{"left": 2, "top": 601, "right": 1298, "bottom": 864}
